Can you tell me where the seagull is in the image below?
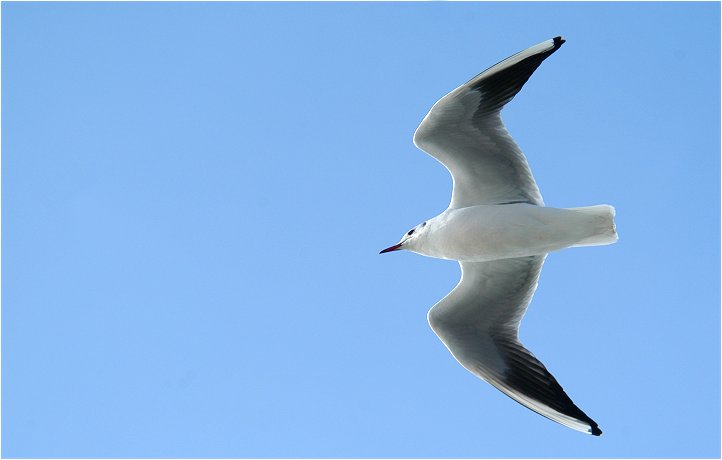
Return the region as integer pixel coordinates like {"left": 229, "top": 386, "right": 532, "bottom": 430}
{"left": 380, "top": 37, "right": 617, "bottom": 436}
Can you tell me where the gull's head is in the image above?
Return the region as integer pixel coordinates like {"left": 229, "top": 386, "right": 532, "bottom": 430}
{"left": 380, "top": 221, "right": 428, "bottom": 254}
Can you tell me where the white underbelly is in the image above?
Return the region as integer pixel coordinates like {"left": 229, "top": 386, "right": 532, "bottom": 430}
{"left": 423, "top": 204, "right": 603, "bottom": 262}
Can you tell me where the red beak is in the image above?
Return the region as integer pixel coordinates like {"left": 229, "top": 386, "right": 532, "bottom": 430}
{"left": 379, "top": 243, "right": 403, "bottom": 254}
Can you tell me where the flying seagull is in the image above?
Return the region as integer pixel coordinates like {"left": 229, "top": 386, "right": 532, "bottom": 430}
{"left": 380, "top": 37, "right": 616, "bottom": 436}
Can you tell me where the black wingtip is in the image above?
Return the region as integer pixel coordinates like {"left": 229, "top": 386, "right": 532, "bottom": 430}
{"left": 553, "top": 36, "right": 566, "bottom": 48}
{"left": 590, "top": 425, "right": 602, "bottom": 436}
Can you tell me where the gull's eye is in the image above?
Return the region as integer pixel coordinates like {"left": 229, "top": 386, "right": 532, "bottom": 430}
{"left": 407, "top": 229, "right": 415, "bottom": 236}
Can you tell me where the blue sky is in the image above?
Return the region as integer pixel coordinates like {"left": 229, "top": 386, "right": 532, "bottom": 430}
{"left": 2, "top": 2, "right": 719, "bottom": 458}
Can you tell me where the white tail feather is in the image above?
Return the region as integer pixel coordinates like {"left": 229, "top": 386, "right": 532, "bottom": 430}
{"left": 568, "top": 205, "right": 618, "bottom": 247}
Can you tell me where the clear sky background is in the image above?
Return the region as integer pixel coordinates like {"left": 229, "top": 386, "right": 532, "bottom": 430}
{"left": 2, "top": 2, "right": 719, "bottom": 458}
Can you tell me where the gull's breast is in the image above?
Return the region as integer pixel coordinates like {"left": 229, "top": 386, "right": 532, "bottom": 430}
{"left": 422, "top": 204, "right": 595, "bottom": 262}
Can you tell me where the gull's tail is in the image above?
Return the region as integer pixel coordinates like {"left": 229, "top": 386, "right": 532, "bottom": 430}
{"left": 569, "top": 205, "right": 618, "bottom": 247}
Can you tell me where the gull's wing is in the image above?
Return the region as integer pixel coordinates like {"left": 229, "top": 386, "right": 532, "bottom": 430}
{"left": 413, "top": 37, "right": 565, "bottom": 209}
{"left": 427, "top": 256, "right": 602, "bottom": 435}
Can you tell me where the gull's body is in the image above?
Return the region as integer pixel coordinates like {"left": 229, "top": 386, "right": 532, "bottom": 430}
{"left": 380, "top": 37, "right": 617, "bottom": 436}
{"left": 409, "top": 203, "right": 615, "bottom": 262}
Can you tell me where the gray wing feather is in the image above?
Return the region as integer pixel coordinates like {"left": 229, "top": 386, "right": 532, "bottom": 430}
{"left": 413, "top": 37, "right": 566, "bottom": 209}
{"left": 427, "top": 256, "right": 602, "bottom": 435}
